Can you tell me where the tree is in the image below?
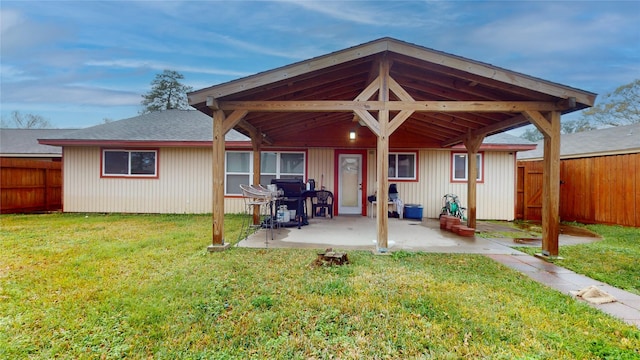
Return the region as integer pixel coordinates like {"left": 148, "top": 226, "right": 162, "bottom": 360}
{"left": 140, "top": 70, "right": 193, "bottom": 114}
{"left": 561, "top": 117, "right": 597, "bottom": 134}
{"left": 520, "top": 127, "right": 544, "bottom": 142}
{"left": 580, "top": 79, "right": 640, "bottom": 126}
{"left": 519, "top": 117, "right": 596, "bottom": 142}
{"left": 0, "top": 111, "right": 53, "bottom": 128}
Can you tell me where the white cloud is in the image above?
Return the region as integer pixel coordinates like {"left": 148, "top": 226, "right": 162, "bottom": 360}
{"left": 2, "top": 82, "right": 140, "bottom": 107}
{"left": 85, "top": 59, "right": 253, "bottom": 77}
{"left": 469, "top": 5, "right": 635, "bottom": 56}
{"left": 0, "top": 8, "right": 67, "bottom": 56}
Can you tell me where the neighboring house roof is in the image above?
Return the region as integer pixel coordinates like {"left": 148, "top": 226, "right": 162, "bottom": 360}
{"left": 39, "top": 110, "right": 249, "bottom": 147}
{"left": 453, "top": 132, "right": 536, "bottom": 151}
{"left": 1, "top": 128, "right": 76, "bottom": 157}
{"left": 38, "top": 109, "right": 534, "bottom": 151}
{"left": 518, "top": 123, "right": 640, "bottom": 160}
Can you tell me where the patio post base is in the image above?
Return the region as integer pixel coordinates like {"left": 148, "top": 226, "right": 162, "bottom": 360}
{"left": 207, "top": 243, "right": 231, "bottom": 252}
{"left": 534, "top": 252, "right": 564, "bottom": 262}
{"left": 373, "top": 247, "right": 392, "bottom": 255}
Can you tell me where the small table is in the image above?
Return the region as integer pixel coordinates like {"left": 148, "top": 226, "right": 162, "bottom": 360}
{"left": 369, "top": 200, "right": 401, "bottom": 218}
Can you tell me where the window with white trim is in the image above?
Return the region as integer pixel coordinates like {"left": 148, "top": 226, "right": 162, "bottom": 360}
{"left": 225, "top": 151, "right": 305, "bottom": 195}
{"left": 451, "top": 153, "right": 483, "bottom": 182}
{"left": 388, "top": 152, "right": 416, "bottom": 180}
{"left": 102, "top": 149, "right": 157, "bottom": 177}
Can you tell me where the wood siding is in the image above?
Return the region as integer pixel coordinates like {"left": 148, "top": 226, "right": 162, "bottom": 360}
{"left": 63, "top": 146, "right": 517, "bottom": 220}
{"left": 517, "top": 153, "right": 640, "bottom": 227}
{"left": 0, "top": 158, "right": 62, "bottom": 213}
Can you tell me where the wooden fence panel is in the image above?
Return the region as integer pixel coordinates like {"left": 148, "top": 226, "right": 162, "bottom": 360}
{"left": 0, "top": 158, "right": 62, "bottom": 213}
{"left": 517, "top": 152, "right": 640, "bottom": 227}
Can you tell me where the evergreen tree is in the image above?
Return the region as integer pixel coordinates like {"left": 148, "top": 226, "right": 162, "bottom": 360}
{"left": 140, "top": 70, "right": 193, "bottom": 113}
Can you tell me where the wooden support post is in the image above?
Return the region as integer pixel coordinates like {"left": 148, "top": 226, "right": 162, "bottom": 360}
{"left": 463, "top": 134, "right": 484, "bottom": 229}
{"left": 541, "top": 111, "right": 561, "bottom": 258}
{"left": 209, "top": 109, "right": 230, "bottom": 252}
{"left": 376, "top": 58, "right": 390, "bottom": 253}
{"left": 525, "top": 110, "right": 561, "bottom": 259}
{"left": 251, "top": 131, "right": 262, "bottom": 225}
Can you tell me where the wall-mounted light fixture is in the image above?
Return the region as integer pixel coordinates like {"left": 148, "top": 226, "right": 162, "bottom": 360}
{"left": 349, "top": 130, "right": 356, "bottom": 140}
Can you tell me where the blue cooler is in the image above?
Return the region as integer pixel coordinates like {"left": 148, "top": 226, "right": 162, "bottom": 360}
{"left": 404, "top": 204, "right": 423, "bottom": 219}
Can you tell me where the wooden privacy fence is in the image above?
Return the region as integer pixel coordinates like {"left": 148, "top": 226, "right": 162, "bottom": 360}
{"left": 0, "top": 158, "right": 62, "bottom": 214}
{"left": 517, "top": 152, "right": 640, "bottom": 227}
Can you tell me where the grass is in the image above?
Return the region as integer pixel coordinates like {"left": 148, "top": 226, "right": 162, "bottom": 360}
{"left": 1, "top": 213, "right": 639, "bottom": 359}
{"left": 515, "top": 222, "right": 640, "bottom": 296}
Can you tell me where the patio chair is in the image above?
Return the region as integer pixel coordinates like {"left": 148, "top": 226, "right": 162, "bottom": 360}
{"left": 312, "top": 190, "right": 333, "bottom": 219}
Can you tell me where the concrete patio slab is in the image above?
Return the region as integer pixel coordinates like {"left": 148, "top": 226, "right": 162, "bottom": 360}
{"left": 237, "top": 216, "right": 525, "bottom": 254}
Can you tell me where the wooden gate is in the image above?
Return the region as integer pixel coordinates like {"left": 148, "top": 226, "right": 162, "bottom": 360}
{"left": 516, "top": 161, "right": 543, "bottom": 221}
{"left": 0, "top": 158, "right": 62, "bottom": 213}
{"left": 516, "top": 153, "right": 639, "bottom": 227}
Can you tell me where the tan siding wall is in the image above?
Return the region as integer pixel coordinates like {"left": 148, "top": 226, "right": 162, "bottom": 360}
{"left": 64, "top": 147, "right": 215, "bottom": 213}
{"left": 366, "top": 150, "right": 516, "bottom": 220}
{"left": 307, "top": 148, "right": 335, "bottom": 191}
{"left": 64, "top": 146, "right": 515, "bottom": 219}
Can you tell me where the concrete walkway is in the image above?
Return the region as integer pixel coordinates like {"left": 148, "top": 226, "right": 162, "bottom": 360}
{"left": 236, "top": 216, "right": 640, "bottom": 328}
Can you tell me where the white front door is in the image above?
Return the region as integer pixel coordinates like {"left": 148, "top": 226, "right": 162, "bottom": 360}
{"left": 338, "top": 154, "right": 362, "bottom": 214}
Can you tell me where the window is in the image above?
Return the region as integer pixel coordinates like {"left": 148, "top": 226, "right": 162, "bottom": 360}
{"left": 388, "top": 152, "right": 416, "bottom": 180}
{"left": 451, "top": 152, "right": 483, "bottom": 182}
{"left": 225, "top": 151, "right": 305, "bottom": 195}
{"left": 102, "top": 149, "right": 157, "bottom": 177}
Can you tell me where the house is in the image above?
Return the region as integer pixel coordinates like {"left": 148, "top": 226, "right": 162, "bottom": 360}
{"left": 1, "top": 128, "right": 74, "bottom": 161}
{"left": 517, "top": 123, "right": 640, "bottom": 227}
{"left": 39, "top": 110, "right": 248, "bottom": 214}
{"left": 1, "top": 129, "right": 75, "bottom": 213}
{"left": 43, "top": 37, "right": 596, "bottom": 255}
{"left": 39, "top": 109, "right": 534, "bottom": 216}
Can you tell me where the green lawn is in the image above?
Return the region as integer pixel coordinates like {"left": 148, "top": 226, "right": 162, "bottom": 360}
{"left": 1, "top": 214, "right": 639, "bottom": 359}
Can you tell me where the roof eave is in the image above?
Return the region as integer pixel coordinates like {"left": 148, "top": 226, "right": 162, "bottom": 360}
{"left": 188, "top": 37, "right": 596, "bottom": 109}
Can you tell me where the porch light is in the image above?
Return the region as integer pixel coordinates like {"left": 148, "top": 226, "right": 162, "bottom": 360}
{"left": 349, "top": 130, "right": 356, "bottom": 140}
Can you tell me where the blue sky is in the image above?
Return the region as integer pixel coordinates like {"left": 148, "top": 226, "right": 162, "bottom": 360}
{"left": 1, "top": 0, "right": 639, "bottom": 130}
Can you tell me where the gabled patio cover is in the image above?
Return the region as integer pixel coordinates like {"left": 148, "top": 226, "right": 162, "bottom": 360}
{"left": 188, "top": 37, "right": 596, "bottom": 257}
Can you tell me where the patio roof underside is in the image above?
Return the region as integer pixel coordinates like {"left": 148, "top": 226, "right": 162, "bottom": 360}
{"left": 190, "top": 43, "right": 594, "bottom": 149}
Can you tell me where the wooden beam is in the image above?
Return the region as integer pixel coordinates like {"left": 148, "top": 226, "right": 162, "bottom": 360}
{"left": 218, "top": 100, "right": 565, "bottom": 113}
{"left": 353, "top": 109, "right": 381, "bottom": 137}
{"left": 441, "top": 114, "right": 529, "bottom": 147}
{"left": 388, "top": 110, "right": 413, "bottom": 135}
{"left": 206, "top": 96, "right": 219, "bottom": 110}
{"left": 354, "top": 75, "right": 381, "bottom": 101}
{"left": 222, "top": 110, "right": 249, "bottom": 134}
{"left": 189, "top": 40, "right": 390, "bottom": 104}
{"left": 388, "top": 76, "right": 414, "bottom": 101}
{"left": 208, "top": 110, "right": 229, "bottom": 251}
{"left": 524, "top": 110, "right": 552, "bottom": 137}
{"left": 541, "top": 111, "right": 561, "bottom": 258}
{"left": 386, "top": 40, "right": 596, "bottom": 106}
{"left": 237, "top": 119, "right": 274, "bottom": 145}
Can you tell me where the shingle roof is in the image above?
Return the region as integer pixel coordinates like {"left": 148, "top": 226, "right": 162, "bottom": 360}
{"left": 483, "top": 132, "right": 534, "bottom": 146}
{"left": 37, "top": 109, "right": 534, "bottom": 150}
{"left": 40, "top": 110, "right": 249, "bottom": 143}
{"left": 518, "top": 123, "right": 640, "bottom": 160}
{"left": 0, "top": 129, "right": 76, "bottom": 156}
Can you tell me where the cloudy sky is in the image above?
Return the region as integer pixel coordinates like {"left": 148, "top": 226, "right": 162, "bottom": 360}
{"left": 1, "top": 0, "right": 639, "bottom": 129}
